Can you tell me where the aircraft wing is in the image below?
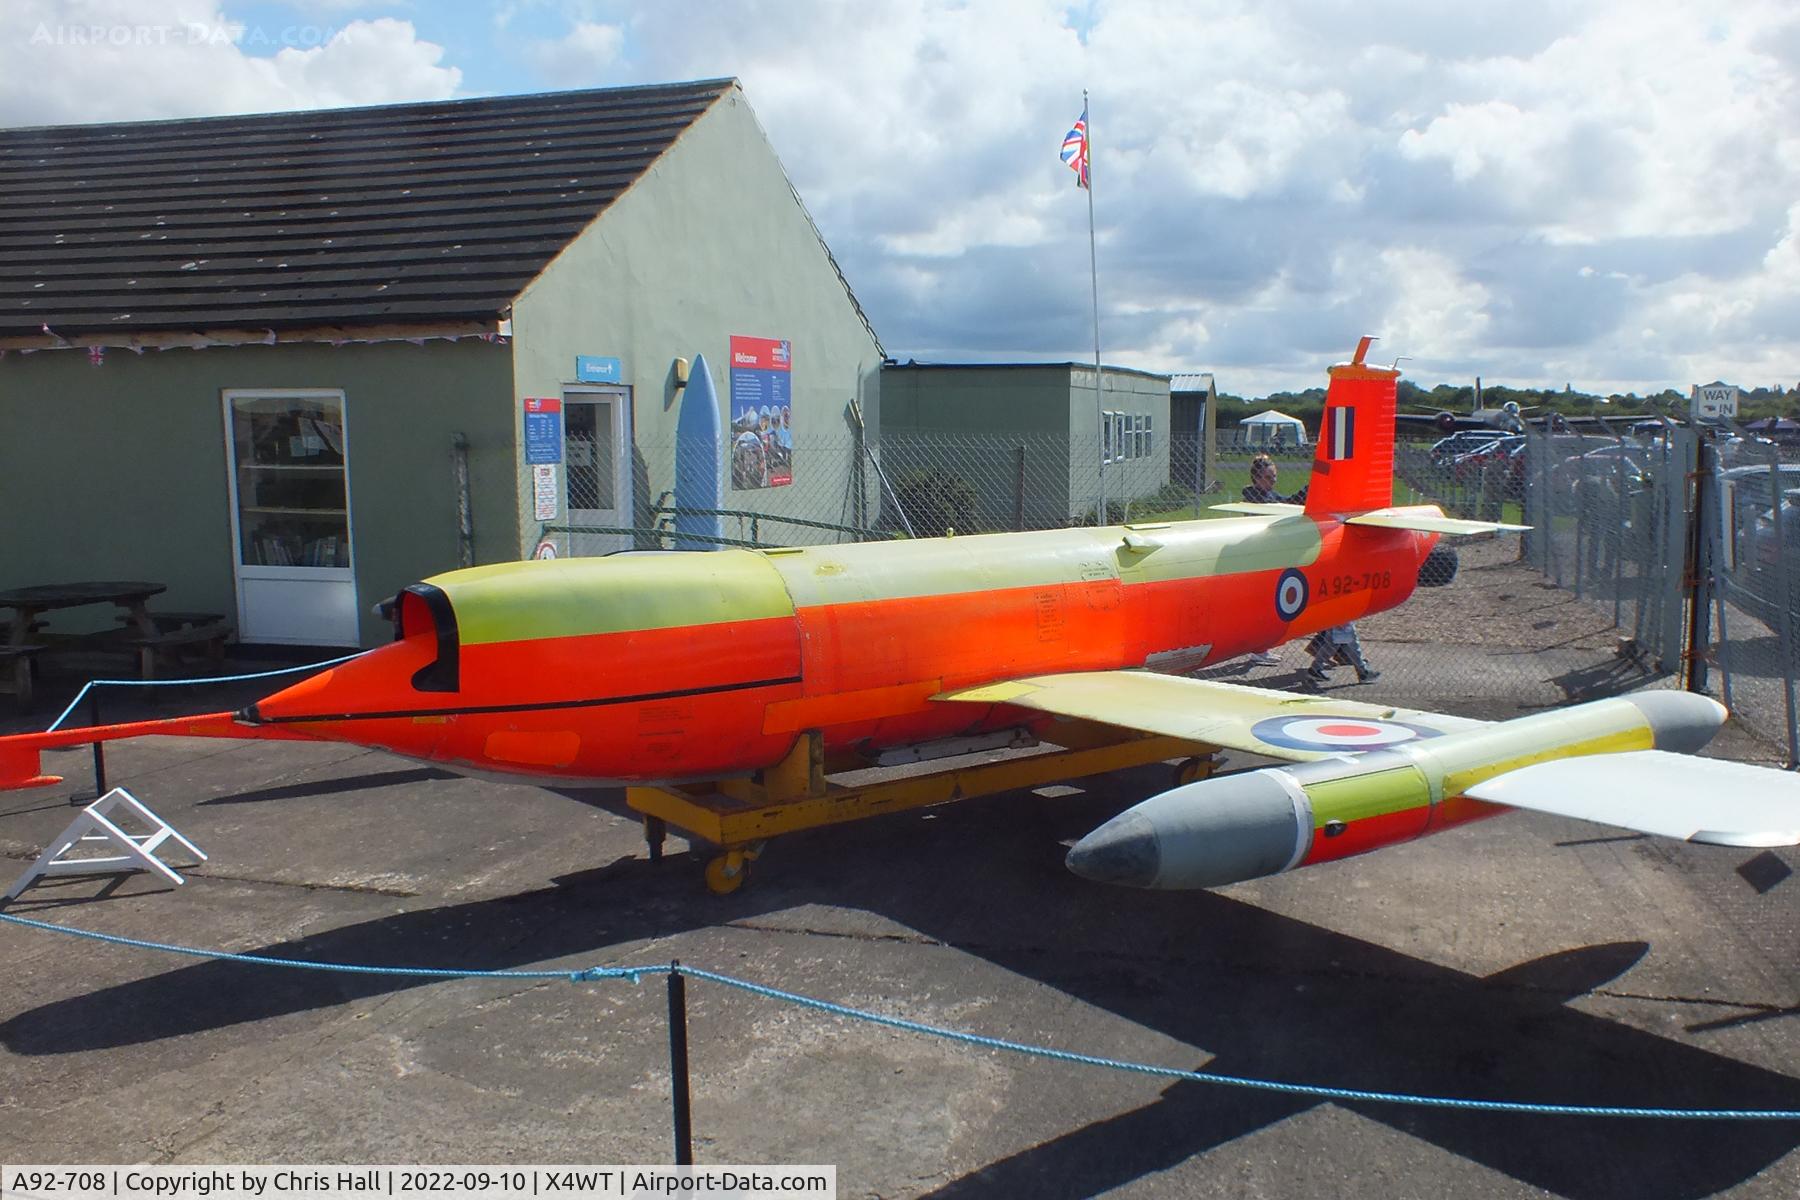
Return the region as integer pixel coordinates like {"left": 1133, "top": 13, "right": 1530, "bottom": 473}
{"left": 938, "top": 671, "right": 1487, "bottom": 763}
{"left": 1397, "top": 413, "right": 1506, "bottom": 432}
{"left": 945, "top": 671, "right": 1800, "bottom": 846}
{"left": 1464, "top": 751, "right": 1800, "bottom": 847}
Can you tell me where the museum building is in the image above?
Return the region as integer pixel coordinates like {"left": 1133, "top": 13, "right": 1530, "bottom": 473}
{"left": 0, "top": 80, "right": 883, "bottom": 647}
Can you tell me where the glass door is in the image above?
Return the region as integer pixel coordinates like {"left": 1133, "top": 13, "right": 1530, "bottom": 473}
{"left": 225, "top": 390, "right": 360, "bottom": 645}
{"left": 565, "top": 388, "right": 631, "bottom": 556}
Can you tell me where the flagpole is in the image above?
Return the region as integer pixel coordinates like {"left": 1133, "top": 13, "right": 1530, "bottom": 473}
{"left": 1084, "top": 89, "right": 1106, "bottom": 526}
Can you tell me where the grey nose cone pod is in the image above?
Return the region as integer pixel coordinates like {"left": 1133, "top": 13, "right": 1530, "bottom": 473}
{"left": 1067, "top": 770, "right": 1304, "bottom": 890}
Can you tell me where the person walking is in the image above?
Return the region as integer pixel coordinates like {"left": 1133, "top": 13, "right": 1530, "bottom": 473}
{"left": 1304, "top": 623, "right": 1379, "bottom": 685}
{"left": 1236, "top": 454, "right": 1309, "bottom": 668}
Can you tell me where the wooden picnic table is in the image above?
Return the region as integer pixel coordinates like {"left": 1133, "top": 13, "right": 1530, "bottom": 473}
{"left": 0, "top": 582, "right": 235, "bottom": 684}
{"left": 0, "top": 581, "right": 168, "bottom": 646}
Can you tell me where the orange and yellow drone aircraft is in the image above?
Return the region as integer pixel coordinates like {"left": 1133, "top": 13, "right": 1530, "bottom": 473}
{"left": 3, "top": 339, "right": 1794, "bottom": 891}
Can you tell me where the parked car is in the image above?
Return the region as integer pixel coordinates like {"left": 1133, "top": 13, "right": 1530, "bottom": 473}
{"left": 1429, "top": 430, "right": 1505, "bottom": 468}
{"left": 1450, "top": 434, "right": 1524, "bottom": 479}
{"left": 1717, "top": 433, "right": 1780, "bottom": 469}
{"left": 1719, "top": 462, "right": 1800, "bottom": 631}
{"left": 1550, "top": 443, "right": 1654, "bottom": 512}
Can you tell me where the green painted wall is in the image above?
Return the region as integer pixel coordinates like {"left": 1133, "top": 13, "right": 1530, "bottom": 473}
{"left": 511, "top": 85, "right": 884, "bottom": 551}
{"left": 881, "top": 365, "right": 1074, "bottom": 435}
{"left": 1070, "top": 367, "right": 1172, "bottom": 520}
{"left": 0, "top": 340, "right": 515, "bottom": 644}
{"left": 880, "top": 365, "right": 1074, "bottom": 529}
{"left": 880, "top": 364, "right": 1171, "bottom": 524}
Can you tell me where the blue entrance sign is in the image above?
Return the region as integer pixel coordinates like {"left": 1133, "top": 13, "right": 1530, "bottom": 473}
{"left": 575, "top": 355, "right": 622, "bottom": 384}
{"left": 523, "top": 397, "right": 563, "bottom": 465}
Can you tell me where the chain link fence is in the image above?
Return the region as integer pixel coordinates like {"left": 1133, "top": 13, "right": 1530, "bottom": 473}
{"left": 1696, "top": 428, "right": 1800, "bottom": 764}
{"left": 529, "top": 416, "right": 1800, "bottom": 765}
{"left": 543, "top": 430, "right": 1211, "bottom": 551}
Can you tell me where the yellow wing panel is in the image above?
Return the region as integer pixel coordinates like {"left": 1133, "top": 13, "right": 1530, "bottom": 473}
{"left": 940, "top": 671, "right": 1487, "bottom": 763}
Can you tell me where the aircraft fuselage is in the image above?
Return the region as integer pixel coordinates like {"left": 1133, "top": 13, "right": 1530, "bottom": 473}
{"left": 239, "top": 516, "right": 1437, "bottom": 784}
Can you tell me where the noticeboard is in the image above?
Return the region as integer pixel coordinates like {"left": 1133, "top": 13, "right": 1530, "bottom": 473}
{"left": 728, "top": 335, "right": 793, "bottom": 489}
{"left": 524, "top": 397, "right": 563, "bottom": 465}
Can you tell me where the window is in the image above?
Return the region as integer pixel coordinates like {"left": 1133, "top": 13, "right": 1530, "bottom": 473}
{"left": 1104, "top": 411, "right": 1155, "bottom": 462}
{"left": 228, "top": 393, "right": 350, "bottom": 568}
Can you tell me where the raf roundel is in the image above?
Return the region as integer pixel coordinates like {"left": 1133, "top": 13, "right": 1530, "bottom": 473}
{"left": 1274, "top": 568, "right": 1308, "bottom": 622}
{"left": 1251, "top": 715, "right": 1446, "bottom": 753}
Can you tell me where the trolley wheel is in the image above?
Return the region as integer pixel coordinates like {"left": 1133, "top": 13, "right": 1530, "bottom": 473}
{"left": 1172, "top": 756, "right": 1214, "bottom": 787}
{"left": 704, "top": 852, "right": 748, "bottom": 895}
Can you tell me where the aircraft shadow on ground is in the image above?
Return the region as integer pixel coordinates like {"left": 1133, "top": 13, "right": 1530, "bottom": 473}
{"left": 2, "top": 774, "right": 1795, "bottom": 1200}
{"left": 200, "top": 767, "right": 459, "bottom": 805}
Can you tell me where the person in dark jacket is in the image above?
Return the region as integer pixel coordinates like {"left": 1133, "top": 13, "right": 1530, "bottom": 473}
{"left": 1238, "top": 455, "right": 1307, "bottom": 667}
{"left": 1242, "top": 455, "right": 1307, "bottom": 505}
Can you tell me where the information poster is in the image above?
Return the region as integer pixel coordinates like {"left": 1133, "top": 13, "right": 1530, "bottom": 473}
{"left": 728, "top": 335, "right": 793, "bottom": 489}
{"left": 523, "top": 397, "right": 562, "bottom": 465}
{"left": 532, "top": 463, "right": 558, "bottom": 521}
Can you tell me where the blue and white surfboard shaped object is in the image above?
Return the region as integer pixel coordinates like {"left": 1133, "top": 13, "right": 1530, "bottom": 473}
{"left": 673, "top": 353, "right": 726, "bottom": 550}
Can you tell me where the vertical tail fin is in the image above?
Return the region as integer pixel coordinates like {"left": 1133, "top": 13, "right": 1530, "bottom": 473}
{"left": 1304, "top": 336, "right": 1400, "bottom": 517}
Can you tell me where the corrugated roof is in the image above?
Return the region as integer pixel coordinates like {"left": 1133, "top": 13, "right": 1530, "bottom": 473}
{"left": 884, "top": 361, "right": 1170, "bottom": 382}
{"left": 0, "top": 80, "right": 733, "bottom": 341}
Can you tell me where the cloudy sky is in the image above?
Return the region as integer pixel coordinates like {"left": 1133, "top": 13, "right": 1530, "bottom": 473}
{"left": 5, "top": 1, "right": 1798, "bottom": 396}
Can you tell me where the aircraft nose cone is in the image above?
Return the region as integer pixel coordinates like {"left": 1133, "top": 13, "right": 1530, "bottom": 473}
{"left": 1066, "top": 810, "right": 1160, "bottom": 887}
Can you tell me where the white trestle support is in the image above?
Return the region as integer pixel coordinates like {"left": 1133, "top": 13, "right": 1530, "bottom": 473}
{"left": 5, "top": 788, "right": 206, "bottom": 900}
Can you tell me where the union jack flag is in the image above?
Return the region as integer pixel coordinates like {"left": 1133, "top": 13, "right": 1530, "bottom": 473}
{"left": 1060, "top": 106, "right": 1089, "bottom": 188}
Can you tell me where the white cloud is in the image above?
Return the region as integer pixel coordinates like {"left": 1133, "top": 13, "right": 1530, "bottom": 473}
{"left": 597, "top": 0, "right": 1793, "bottom": 389}
{"left": 527, "top": 21, "right": 624, "bottom": 87}
{"left": 8, "top": 0, "right": 1800, "bottom": 393}
{"left": 0, "top": 1, "right": 459, "bottom": 126}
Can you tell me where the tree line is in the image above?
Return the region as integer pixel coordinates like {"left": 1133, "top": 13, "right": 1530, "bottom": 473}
{"left": 1218, "top": 380, "right": 1798, "bottom": 427}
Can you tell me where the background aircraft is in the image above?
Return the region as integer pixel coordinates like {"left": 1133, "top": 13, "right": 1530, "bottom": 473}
{"left": 1401, "top": 378, "right": 1537, "bottom": 433}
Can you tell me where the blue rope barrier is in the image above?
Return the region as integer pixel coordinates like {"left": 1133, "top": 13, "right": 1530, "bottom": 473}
{"left": 0, "top": 910, "right": 1794, "bottom": 1121}
{"left": 46, "top": 653, "right": 367, "bottom": 732}
{"left": 0, "top": 911, "right": 649, "bottom": 983}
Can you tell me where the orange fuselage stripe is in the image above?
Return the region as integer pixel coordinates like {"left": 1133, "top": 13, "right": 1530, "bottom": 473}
{"left": 247, "top": 523, "right": 1430, "bottom": 782}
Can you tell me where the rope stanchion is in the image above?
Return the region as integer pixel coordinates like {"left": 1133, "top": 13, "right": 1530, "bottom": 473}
{"left": 668, "top": 960, "right": 694, "bottom": 1165}
{"left": 0, "top": 910, "right": 1795, "bottom": 1122}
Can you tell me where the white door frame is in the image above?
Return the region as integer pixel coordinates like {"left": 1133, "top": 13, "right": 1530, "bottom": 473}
{"left": 222, "top": 388, "right": 360, "bottom": 645}
{"left": 562, "top": 385, "right": 633, "bottom": 556}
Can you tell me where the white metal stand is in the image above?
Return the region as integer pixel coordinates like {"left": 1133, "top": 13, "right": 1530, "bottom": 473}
{"left": 5, "top": 788, "right": 206, "bottom": 900}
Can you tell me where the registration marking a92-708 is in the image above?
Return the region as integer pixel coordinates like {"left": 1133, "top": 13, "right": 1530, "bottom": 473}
{"left": 1317, "top": 570, "right": 1392, "bottom": 598}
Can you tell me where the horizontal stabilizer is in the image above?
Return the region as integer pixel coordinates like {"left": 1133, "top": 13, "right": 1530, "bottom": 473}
{"left": 1207, "top": 502, "right": 1305, "bottom": 517}
{"left": 1202, "top": 503, "right": 1303, "bottom": 518}
{"left": 1345, "top": 505, "right": 1530, "bottom": 535}
{"left": 1465, "top": 751, "right": 1800, "bottom": 847}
